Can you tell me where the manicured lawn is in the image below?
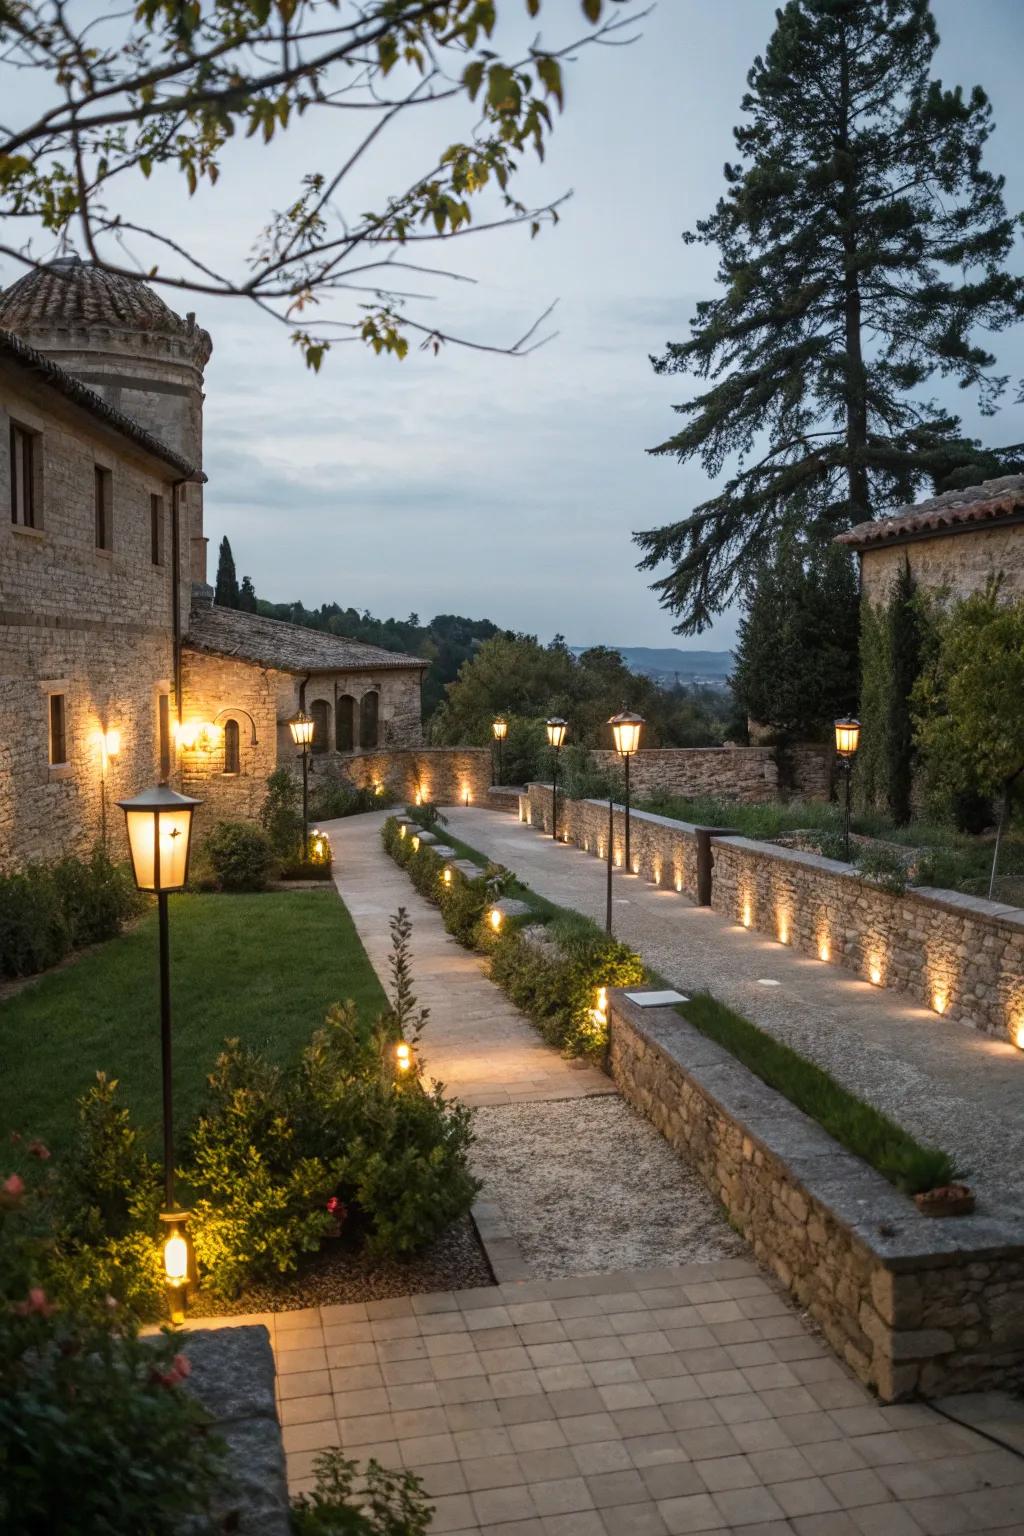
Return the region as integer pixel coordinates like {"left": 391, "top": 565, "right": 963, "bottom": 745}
{"left": 0, "top": 890, "right": 387, "bottom": 1154}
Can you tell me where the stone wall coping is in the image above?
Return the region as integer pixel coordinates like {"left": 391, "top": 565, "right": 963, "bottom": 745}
{"left": 525, "top": 784, "right": 703, "bottom": 837}
{"left": 609, "top": 991, "right": 1024, "bottom": 1270}
{"left": 710, "top": 833, "right": 1024, "bottom": 929}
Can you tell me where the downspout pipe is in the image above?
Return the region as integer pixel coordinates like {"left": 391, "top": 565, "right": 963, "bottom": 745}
{"left": 171, "top": 480, "right": 186, "bottom": 727}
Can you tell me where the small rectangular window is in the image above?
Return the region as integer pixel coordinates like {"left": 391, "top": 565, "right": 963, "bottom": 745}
{"left": 158, "top": 693, "right": 171, "bottom": 780}
{"left": 10, "top": 423, "right": 36, "bottom": 527}
{"left": 150, "top": 493, "right": 164, "bottom": 565}
{"left": 48, "top": 693, "right": 67, "bottom": 767}
{"left": 95, "top": 465, "right": 113, "bottom": 550}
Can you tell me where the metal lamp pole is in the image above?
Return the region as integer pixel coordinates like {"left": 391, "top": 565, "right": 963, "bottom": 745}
{"left": 609, "top": 709, "right": 644, "bottom": 879}
{"left": 606, "top": 792, "right": 615, "bottom": 935}
{"left": 289, "top": 712, "right": 315, "bottom": 852}
{"left": 834, "top": 718, "right": 861, "bottom": 862}
{"left": 546, "top": 718, "right": 567, "bottom": 840}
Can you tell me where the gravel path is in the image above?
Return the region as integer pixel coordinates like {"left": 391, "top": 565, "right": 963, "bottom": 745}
{"left": 471, "top": 1096, "right": 745, "bottom": 1277}
{"left": 443, "top": 807, "right": 1024, "bottom": 1215}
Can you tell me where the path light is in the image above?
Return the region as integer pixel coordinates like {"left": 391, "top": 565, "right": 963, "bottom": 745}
{"left": 545, "top": 718, "right": 567, "bottom": 842}
{"left": 834, "top": 717, "right": 860, "bottom": 862}
{"left": 488, "top": 906, "right": 503, "bottom": 932}
{"left": 117, "top": 783, "right": 201, "bottom": 1323}
{"left": 492, "top": 715, "right": 508, "bottom": 786}
{"left": 395, "top": 1041, "right": 413, "bottom": 1073}
{"left": 289, "top": 711, "right": 315, "bottom": 850}
{"left": 411, "top": 834, "right": 421, "bottom": 852}
{"left": 610, "top": 709, "right": 644, "bottom": 886}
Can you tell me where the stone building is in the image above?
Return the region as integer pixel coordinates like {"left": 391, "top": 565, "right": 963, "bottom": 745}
{"left": 837, "top": 475, "right": 1024, "bottom": 605}
{"left": 0, "top": 256, "right": 426, "bottom": 871}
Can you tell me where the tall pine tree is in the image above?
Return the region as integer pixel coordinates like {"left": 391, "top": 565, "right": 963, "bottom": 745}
{"left": 636, "top": 0, "right": 1024, "bottom": 633}
{"left": 239, "top": 575, "right": 258, "bottom": 612}
{"left": 215, "top": 536, "right": 240, "bottom": 609}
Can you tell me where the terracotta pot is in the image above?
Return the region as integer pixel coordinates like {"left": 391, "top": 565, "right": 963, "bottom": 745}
{"left": 914, "top": 1183, "right": 975, "bottom": 1218}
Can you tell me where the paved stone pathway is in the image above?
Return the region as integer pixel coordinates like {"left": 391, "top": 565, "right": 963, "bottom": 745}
{"left": 238, "top": 809, "right": 1024, "bottom": 1532}
{"left": 441, "top": 807, "right": 1024, "bottom": 1215}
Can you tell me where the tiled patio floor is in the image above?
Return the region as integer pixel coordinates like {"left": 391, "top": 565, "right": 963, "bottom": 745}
{"left": 252, "top": 1259, "right": 1024, "bottom": 1533}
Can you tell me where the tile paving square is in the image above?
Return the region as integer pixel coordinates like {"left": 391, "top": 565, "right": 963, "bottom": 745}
{"left": 265, "top": 1261, "right": 1024, "bottom": 1532}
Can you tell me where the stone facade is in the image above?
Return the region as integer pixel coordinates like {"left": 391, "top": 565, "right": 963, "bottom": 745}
{"left": 610, "top": 992, "right": 1024, "bottom": 1402}
{"left": 588, "top": 745, "right": 832, "bottom": 804}
{"left": 335, "top": 746, "right": 491, "bottom": 806}
{"left": 0, "top": 351, "right": 184, "bottom": 867}
{"left": 523, "top": 786, "right": 1024, "bottom": 1044}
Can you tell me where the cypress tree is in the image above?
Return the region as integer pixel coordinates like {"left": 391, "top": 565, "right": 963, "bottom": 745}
{"left": 215, "top": 536, "right": 240, "bottom": 609}
{"left": 886, "top": 558, "right": 921, "bottom": 825}
{"left": 636, "top": 0, "right": 1024, "bottom": 633}
{"left": 731, "top": 538, "right": 859, "bottom": 739}
{"left": 239, "top": 575, "right": 258, "bottom": 612}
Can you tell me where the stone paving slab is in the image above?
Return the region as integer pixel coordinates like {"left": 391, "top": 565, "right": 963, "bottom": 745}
{"left": 249, "top": 1262, "right": 1024, "bottom": 1530}
{"left": 441, "top": 808, "right": 1024, "bottom": 1213}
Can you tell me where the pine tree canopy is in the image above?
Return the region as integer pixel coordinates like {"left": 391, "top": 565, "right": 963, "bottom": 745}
{"left": 635, "top": 0, "right": 1024, "bottom": 633}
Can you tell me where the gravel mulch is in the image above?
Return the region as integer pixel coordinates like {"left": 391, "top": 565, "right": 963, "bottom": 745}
{"left": 189, "top": 1214, "right": 493, "bottom": 1317}
{"left": 471, "top": 1095, "right": 745, "bottom": 1279}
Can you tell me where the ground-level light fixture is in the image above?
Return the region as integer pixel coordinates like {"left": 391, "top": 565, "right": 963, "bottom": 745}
{"left": 545, "top": 718, "right": 567, "bottom": 841}
{"left": 289, "top": 711, "right": 315, "bottom": 850}
{"left": 833, "top": 717, "right": 861, "bottom": 862}
{"left": 442, "top": 866, "right": 453, "bottom": 886}
{"left": 394, "top": 1041, "right": 413, "bottom": 1073}
{"left": 488, "top": 907, "right": 503, "bottom": 932}
{"left": 118, "top": 782, "right": 201, "bottom": 1324}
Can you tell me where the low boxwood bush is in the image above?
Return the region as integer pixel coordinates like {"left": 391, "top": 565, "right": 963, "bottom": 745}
{"left": 382, "top": 816, "right": 645, "bottom": 1058}
{"left": 0, "top": 849, "right": 141, "bottom": 980}
{"left": 203, "top": 819, "right": 276, "bottom": 892}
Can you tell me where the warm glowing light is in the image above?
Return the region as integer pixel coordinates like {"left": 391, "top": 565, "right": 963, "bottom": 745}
{"left": 675, "top": 877, "right": 683, "bottom": 894}
{"left": 1013, "top": 1018, "right": 1024, "bottom": 1050}
{"left": 777, "top": 913, "right": 789, "bottom": 945}
{"left": 414, "top": 788, "right": 423, "bottom": 806}
{"left": 164, "top": 1232, "right": 188, "bottom": 1285}
{"left": 374, "top": 782, "right": 384, "bottom": 796}
{"left": 632, "top": 859, "right": 640, "bottom": 875}
{"left": 834, "top": 717, "right": 861, "bottom": 758}
{"left": 545, "top": 717, "right": 567, "bottom": 750}
{"left": 395, "top": 1041, "right": 412, "bottom": 1073}
{"left": 399, "top": 824, "right": 407, "bottom": 839}
{"left": 868, "top": 958, "right": 882, "bottom": 986}
{"left": 442, "top": 867, "right": 453, "bottom": 886}
{"left": 411, "top": 835, "right": 421, "bottom": 852}
{"left": 933, "top": 991, "right": 947, "bottom": 1016}
{"left": 492, "top": 716, "right": 508, "bottom": 742}
{"left": 819, "top": 940, "right": 830, "bottom": 963}
{"left": 288, "top": 711, "right": 315, "bottom": 748}
{"left": 742, "top": 900, "right": 752, "bottom": 929}
{"left": 653, "top": 865, "right": 662, "bottom": 886}
{"left": 463, "top": 786, "right": 471, "bottom": 806}
{"left": 118, "top": 785, "right": 199, "bottom": 892}
{"left": 595, "top": 986, "right": 608, "bottom": 1016}
{"left": 615, "top": 854, "right": 623, "bottom": 869}
{"left": 609, "top": 709, "right": 644, "bottom": 757}
{"left": 489, "top": 907, "right": 503, "bottom": 931}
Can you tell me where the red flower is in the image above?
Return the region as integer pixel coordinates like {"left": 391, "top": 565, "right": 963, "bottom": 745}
{"left": 1, "top": 1173, "right": 25, "bottom": 1204}
{"left": 27, "top": 1140, "right": 50, "bottom": 1161}
{"left": 326, "top": 1196, "right": 347, "bottom": 1219}
{"left": 13, "top": 1287, "right": 58, "bottom": 1319}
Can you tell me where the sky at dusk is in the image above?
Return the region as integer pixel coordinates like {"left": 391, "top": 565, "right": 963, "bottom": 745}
{"left": 4, "top": 1, "right": 1024, "bottom": 653}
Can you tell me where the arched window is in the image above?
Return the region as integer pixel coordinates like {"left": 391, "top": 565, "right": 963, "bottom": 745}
{"left": 336, "top": 694, "right": 355, "bottom": 753}
{"left": 359, "top": 691, "right": 379, "bottom": 750}
{"left": 223, "top": 717, "right": 240, "bottom": 774}
{"left": 310, "top": 699, "right": 330, "bottom": 754}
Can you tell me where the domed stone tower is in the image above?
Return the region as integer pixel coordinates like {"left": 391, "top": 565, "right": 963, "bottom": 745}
{"left": 0, "top": 253, "right": 213, "bottom": 583}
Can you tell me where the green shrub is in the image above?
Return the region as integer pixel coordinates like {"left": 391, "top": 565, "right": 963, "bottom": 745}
{"left": 292, "top": 1450, "right": 432, "bottom": 1536}
{"left": 189, "top": 1041, "right": 338, "bottom": 1299}
{"left": 0, "top": 850, "right": 141, "bottom": 980}
{"left": 203, "top": 819, "right": 276, "bottom": 892}
{"left": 854, "top": 845, "right": 908, "bottom": 894}
{"left": 51, "top": 849, "right": 142, "bottom": 947}
{"left": 311, "top": 781, "right": 394, "bottom": 820}
{"left": 260, "top": 768, "right": 303, "bottom": 858}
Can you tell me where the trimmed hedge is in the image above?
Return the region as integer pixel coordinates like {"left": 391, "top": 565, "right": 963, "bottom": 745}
{"left": 381, "top": 816, "right": 644, "bottom": 1057}
{"left": 0, "top": 849, "right": 142, "bottom": 980}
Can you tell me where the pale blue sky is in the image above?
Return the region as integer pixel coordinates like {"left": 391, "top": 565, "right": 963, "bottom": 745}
{"left": 4, "top": 2, "right": 1024, "bottom": 650}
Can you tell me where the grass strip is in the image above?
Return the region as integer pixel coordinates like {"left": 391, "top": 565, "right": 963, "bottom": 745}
{"left": 427, "top": 821, "right": 958, "bottom": 1197}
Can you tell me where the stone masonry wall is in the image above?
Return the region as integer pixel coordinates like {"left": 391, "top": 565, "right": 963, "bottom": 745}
{"left": 610, "top": 993, "right": 1024, "bottom": 1402}
{"left": 709, "top": 836, "right": 1024, "bottom": 1045}
{"left": 0, "top": 368, "right": 182, "bottom": 870}
{"left": 860, "top": 523, "right": 1024, "bottom": 610}
{"left": 588, "top": 745, "right": 832, "bottom": 804}
{"left": 178, "top": 651, "right": 279, "bottom": 832}
{"left": 338, "top": 747, "right": 491, "bottom": 806}
{"left": 523, "top": 784, "right": 703, "bottom": 899}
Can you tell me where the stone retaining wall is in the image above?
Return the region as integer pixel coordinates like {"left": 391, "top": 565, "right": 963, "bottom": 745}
{"left": 521, "top": 785, "right": 1024, "bottom": 1045}
{"left": 588, "top": 745, "right": 832, "bottom": 803}
{"left": 335, "top": 746, "right": 491, "bottom": 806}
{"left": 609, "top": 992, "right": 1024, "bottom": 1402}
{"left": 709, "top": 836, "right": 1024, "bottom": 1044}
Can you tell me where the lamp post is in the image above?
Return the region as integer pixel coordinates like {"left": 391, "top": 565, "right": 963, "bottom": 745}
{"left": 117, "top": 782, "right": 200, "bottom": 1322}
{"left": 492, "top": 715, "right": 508, "bottom": 786}
{"left": 834, "top": 717, "right": 861, "bottom": 862}
{"left": 289, "top": 710, "right": 315, "bottom": 852}
{"left": 545, "top": 718, "right": 567, "bottom": 840}
{"left": 610, "top": 709, "right": 644, "bottom": 875}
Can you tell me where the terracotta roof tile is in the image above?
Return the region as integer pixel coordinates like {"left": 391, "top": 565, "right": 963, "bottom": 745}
{"left": 836, "top": 476, "right": 1024, "bottom": 551}
{"left": 184, "top": 604, "right": 425, "bottom": 675}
